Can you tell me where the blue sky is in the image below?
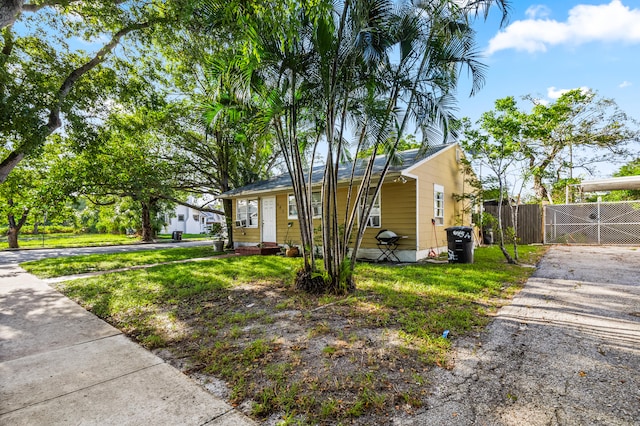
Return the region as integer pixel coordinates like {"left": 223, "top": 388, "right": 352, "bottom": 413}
{"left": 455, "top": 0, "right": 640, "bottom": 176}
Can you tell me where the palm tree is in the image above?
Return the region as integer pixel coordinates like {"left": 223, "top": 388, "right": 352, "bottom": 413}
{"left": 199, "top": 0, "right": 510, "bottom": 293}
{"left": 306, "top": 0, "right": 510, "bottom": 293}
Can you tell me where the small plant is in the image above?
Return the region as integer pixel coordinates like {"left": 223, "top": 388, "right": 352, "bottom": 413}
{"left": 141, "top": 333, "right": 165, "bottom": 349}
{"left": 322, "top": 345, "right": 337, "bottom": 356}
{"left": 309, "top": 321, "right": 331, "bottom": 337}
{"left": 228, "top": 325, "right": 242, "bottom": 339}
{"left": 320, "top": 398, "right": 339, "bottom": 418}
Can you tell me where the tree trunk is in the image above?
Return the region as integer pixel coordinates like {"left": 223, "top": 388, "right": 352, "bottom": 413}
{"left": 140, "top": 201, "right": 154, "bottom": 242}
{"left": 511, "top": 203, "right": 520, "bottom": 263}
{"left": 496, "top": 180, "right": 516, "bottom": 264}
{"left": 223, "top": 198, "right": 233, "bottom": 249}
{"left": 532, "top": 174, "right": 548, "bottom": 201}
{"left": 7, "top": 226, "right": 19, "bottom": 248}
{"left": 6, "top": 203, "right": 29, "bottom": 249}
{"left": 0, "top": 0, "right": 22, "bottom": 29}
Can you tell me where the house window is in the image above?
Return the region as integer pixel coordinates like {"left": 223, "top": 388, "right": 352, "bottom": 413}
{"left": 236, "top": 199, "right": 258, "bottom": 228}
{"left": 193, "top": 214, "right": 200, "bottom": 222}
{"left": 177, "top": 214, "right": 185, "bottom": 222}
{"left": 360, "top": 189, "right": 381, "bottom": 228}
{"left": 434, "top": 184, "right": 444, "bottom": 225}
{"left": 288, "top": 193, "right": 322, "bottom": 219}
{"left": 287, "top": 195, "right": 298, "bottom": 219}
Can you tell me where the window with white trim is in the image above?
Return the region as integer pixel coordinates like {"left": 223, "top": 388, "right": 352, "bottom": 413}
{"left": 288, "top": 193, "right": 322, "bottom": 219}
{"left": 177, "top": 214, "right": 185, "bottom": 222}
{"left": 236, "top": 199, "right": 258, "bottom": 228}
{"left": 434, "top": 184, "right": 444, "bottom": 225}
{"left": 360, "top": 189, "right": 381, "bottom": 228}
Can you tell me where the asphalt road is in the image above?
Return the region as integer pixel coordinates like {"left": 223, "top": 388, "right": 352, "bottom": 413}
{"left": 0, "top": 240, "right": 212, "bottom": 265}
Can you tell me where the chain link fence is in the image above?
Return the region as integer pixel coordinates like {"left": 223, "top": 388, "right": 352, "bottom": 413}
{"left": 544, "top": 200, "right": 640, "bottom": 245}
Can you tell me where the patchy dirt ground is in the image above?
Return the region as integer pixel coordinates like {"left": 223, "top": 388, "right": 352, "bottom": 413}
{"left": 151, "top": 280, "right": 449, "bottom": 425}
{"left": 400, "top": 245, "right": 640, "bottom": 426}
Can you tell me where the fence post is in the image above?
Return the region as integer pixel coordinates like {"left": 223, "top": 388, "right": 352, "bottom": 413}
{"left": 541, "top": 202, "right": 547, "bottom": 244}
{"left": 597, "top": 197, "right": 601, "bottom": 244}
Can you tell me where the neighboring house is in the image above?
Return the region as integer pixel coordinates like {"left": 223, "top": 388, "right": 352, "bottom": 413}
{"left": 161, "top": 198, "right": 225, "bottom": 235}
{"left": 218, "top": 143, "right": 475, "bottom": 262}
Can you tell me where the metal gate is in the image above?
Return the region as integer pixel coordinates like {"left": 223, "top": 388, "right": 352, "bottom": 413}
{"left": 544, "top": 200, "right": 640, "bottom": 244}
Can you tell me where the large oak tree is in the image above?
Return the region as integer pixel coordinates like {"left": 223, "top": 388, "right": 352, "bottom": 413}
{"left": 0, "top": 0, "right": 195, "bottom": 182}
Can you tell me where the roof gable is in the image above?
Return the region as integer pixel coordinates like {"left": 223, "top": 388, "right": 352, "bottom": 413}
{"left": 220, "top": 143, "right": 454, "bottom": 198}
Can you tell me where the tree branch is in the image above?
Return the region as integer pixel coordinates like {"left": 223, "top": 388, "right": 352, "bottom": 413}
{"left": 0, "top": 150, "right": 24, "bottom": 183}
{"left": 46, "top": 20, "right": 152, "bottom": 132}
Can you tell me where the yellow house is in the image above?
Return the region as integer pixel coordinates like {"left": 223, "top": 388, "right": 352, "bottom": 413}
{"left": 218, "top": 143, "right": 475, "bottom": 262}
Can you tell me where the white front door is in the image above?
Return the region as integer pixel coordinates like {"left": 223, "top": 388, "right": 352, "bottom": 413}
{"left": 261, "top": 197, "right": 277, "bottom": 242}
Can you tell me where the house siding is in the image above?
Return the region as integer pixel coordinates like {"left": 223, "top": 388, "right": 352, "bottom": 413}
{"left": 367, "top": 180, "right": 416, "bottom": 249}
{"left": 231, "top": 181, "right": 417, "bottom": 252}
{"left": 405, "top": 145, "right": 472, "bottom": 253}
{"left": 162, "top": 205, "right": 204, "bottom": 235}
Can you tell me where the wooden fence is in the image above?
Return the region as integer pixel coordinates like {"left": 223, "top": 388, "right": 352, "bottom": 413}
{"left": 484, "top": 204, "right": 543, "bottom": 244}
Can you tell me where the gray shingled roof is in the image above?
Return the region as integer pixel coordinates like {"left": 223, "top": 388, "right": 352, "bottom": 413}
{"left": 219, "top": 143, "right": 453, "bottom": 198}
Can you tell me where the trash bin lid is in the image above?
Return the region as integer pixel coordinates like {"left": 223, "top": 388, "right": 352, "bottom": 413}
{"left": 445, "top": 226, "right": 473, "bottom": 240}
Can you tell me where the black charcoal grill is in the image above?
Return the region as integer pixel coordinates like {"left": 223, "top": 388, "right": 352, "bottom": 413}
{"left": 375, "top": 229, "right": 401, "bottom": 262}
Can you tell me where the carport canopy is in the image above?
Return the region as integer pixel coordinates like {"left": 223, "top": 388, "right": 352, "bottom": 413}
{"left": 578, "top": 175, "right": 640, "bottom": 192}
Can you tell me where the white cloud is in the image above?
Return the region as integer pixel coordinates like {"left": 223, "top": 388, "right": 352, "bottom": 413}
{"left": 547, "top": 86, "right": 590, "bottom": 99}
{"left": 547, "top": 86, "right": 568, "bottom": 99}
{"left": 532, "top": 97, "right": 549, "bottom": 106}
{"left": 525, "top": 5, "right": 551, "bottom": 19}
{"left": 486, "top": 1, "right": 640, "bottom": 55}
{"left": 619, "top": 80, "right": 632, "bottom": 88}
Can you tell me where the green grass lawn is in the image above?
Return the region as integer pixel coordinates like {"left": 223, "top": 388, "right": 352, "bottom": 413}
{"left": 0, "top": 232, "right": 209, "bottom": 250}
{"left": 0, "top": 232, "right": 138, "bottom": 249}
{"left": 21, "top": 245, "right": 222, "bottom": 278}
{"left": 45, "top": 245, "right": 547, "bottom": 424}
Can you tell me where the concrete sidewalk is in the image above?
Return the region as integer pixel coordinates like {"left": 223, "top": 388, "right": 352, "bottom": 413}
{"left": 0, "top": 264, "right": 256, "bottom": 425}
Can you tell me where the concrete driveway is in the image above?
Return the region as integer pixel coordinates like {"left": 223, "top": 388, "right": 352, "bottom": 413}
{"left": 403, "top": 245, "right": 640, "bottom": 425}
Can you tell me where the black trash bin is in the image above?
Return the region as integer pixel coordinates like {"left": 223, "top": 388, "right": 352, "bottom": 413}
{"left": 445, "top": 226, "right": 474, "bottom": 263}
{"left": 482, "top": 227, "right": 494, "bottom": 245}
{"left": 172, "top": 231, "right": 183, "bottom": 241}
